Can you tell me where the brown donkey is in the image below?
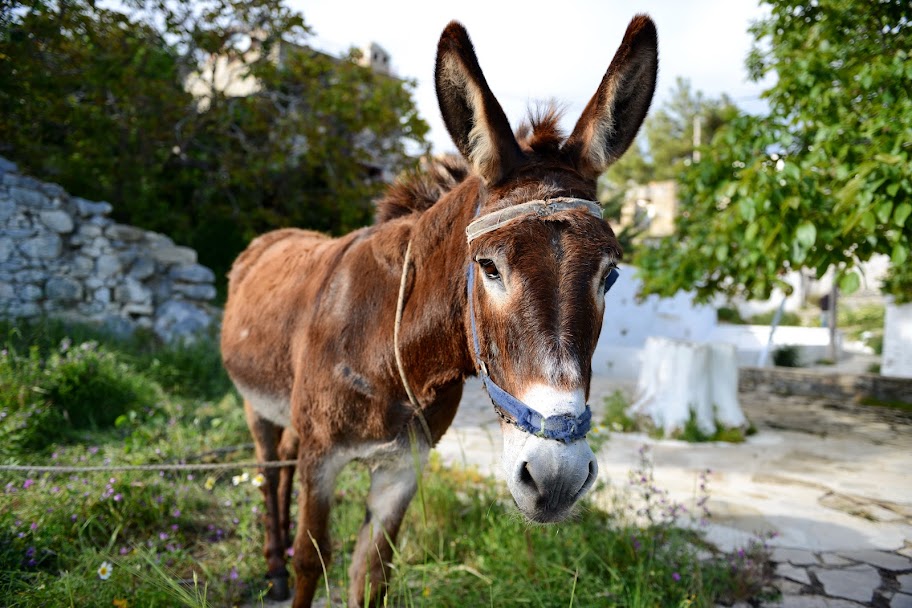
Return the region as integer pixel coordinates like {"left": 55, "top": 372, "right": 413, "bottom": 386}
{"left": 222, "top": 15, "right": 657, "bottom": 607}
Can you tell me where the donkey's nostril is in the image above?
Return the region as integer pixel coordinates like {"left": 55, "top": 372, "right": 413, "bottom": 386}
{"left": 518, "top": 461, "right": 539, "bottom": 493}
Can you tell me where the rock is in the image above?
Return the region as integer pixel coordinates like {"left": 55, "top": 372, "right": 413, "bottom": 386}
{"left": 154, "top": 300, "right": 213, "bottom": 343}
{"left": 0, "top": 282, "right": 14, "bottom": 301}
{"left": 38, "top": 210, "right": 74, "bottom": 233}
{"left": 813, "top": 564, "right": 880, "bottom": 603}
{"left": 94, "top": 287, "right": 111, "bottom": 304}
{"left": 78, "top": 224, "right": 103, "bottom": 238}
{"left": 95, "top": 254, "right": 122, "bottom": 278}
{"left": 20, "top": 234, "right": 62, "bottom": 259}
{"left": 776, "top": 596, "right": 866, "bottom": 607}
{"left": 128, "top": 256, "right": 156, "bottom": 280}
{"left": 0, "top": 237, "right": 12, "bottom": 263}
{"left": 6, "top": 301, "right": 40, "bottom": 317}
{"left": 114, "top": 278, "right": 151, "bottom": 304}
{"left": 46, "top": 277, "right": 83, "bottom": 302}
{"left": 9, "top": 186, "right": 50, "bottom": 208}
{"left": 892, "top": 593, "right": 912, "bottom": 608}
{"left": 85, "top": 277, "right": 104, "bottom": 290}
{"left": 74, "top": 198, "right": 112, "bottom": 217}
{"left": 169, "top": 263, "right": 215, "bottom": 284}
{"left": 150, "top": 245, "right": 196, "bottom": 265}
{"left": 105, "top": 224, "right": 145, "bottom": 242}
{"left": 819, "top": 553, "right": 853, "bottom": 566}
{"left": 171, "top": 282, "right": 216, "bottom": 301}
{"left": 20, "top": 284, "right": 42, "bottom": 301}
{"left": 0, "top": 197, "right": 14, "bottom": 221}
{"left": 101, "top": 314, "right": 135, "bottom": 339}
{"left": 899, "top": 573, "right": 912, "bottom": 592}
{"left": 775, "top": 563, "right": 812, "bottom": 585}
{"left": 773, "top": 548, "right": 819, "bottom": 566}
{"left": 0, "top": 156, "right": 18, "bottom": 176}
{"left": 71, "top": 255, "right": 94, "bottom": 278}
{"left": 838, "top": 550, "right": 912, "bottom": 572}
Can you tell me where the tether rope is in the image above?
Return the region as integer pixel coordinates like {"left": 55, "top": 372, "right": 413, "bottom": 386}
{"left": 393, "top": 239, "right": 435, "bottom": 446}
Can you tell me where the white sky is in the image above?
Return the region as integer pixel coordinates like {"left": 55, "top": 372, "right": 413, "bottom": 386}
{"left": 289, "top": 0, "right": 772, "bottom": 154}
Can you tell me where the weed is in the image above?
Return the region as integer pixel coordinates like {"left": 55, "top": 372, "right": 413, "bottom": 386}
{"left": 772, "top": 345, "right": 801, "bottom": 367}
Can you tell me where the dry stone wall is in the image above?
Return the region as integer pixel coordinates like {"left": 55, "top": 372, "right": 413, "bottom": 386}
{"left": 0, "top": 157, "right": 218, "bottom": 342}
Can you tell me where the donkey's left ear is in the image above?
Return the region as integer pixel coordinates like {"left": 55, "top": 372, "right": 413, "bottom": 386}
{"left": 564, "top": 15, "right": 658, "bottom": 180}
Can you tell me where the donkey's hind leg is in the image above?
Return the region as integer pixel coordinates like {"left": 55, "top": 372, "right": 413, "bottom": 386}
{"left": 277, "top": 427, "right": 299, "bottom": 553}
{"left": 347, "top": 444, "right": 428, "bottom": 608}
{"left": 243, "top": 400, "right": 292, "bottom": 601}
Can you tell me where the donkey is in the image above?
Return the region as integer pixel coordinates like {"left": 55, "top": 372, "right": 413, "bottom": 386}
{"left": 221, "top": 15, "right": 657, "bottom": 607}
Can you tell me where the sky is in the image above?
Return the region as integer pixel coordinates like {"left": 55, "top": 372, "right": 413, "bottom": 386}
{"left": 288, "top": 0, "right": 773, "bottom": 154}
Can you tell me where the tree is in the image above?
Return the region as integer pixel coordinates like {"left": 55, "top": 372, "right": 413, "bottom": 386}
{"left": 0, "top": 0, "right": 429, "bottom": 291}
{"left": 634, "top": 0, "right": 912, "bottom": 303}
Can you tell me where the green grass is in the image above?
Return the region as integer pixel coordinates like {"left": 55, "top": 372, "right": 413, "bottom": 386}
{"left": 0, "top": 319, "right": 774, "bottom": 606}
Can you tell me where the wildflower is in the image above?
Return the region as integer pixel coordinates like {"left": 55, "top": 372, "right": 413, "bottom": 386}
{"left": 23, "top": 479, "right": 34, "bottom": 490}
{"left": 97, "top": 561, "right": 113, "bottom": 580}
{"left": 229, "top": 566, "right": 239, "bottom": 581}
{"left": 231, "top": 472, "right": 250, "bottom": 486}
{"left": 119, "top": 546, "right": 130, "bottom": 555}
{"left": 112, "top": 599, "right": 128, "bottom": 608}
{"left": 30, "top": 522, "right": 37, "bottom": 531}
{"left": 113, "top": 494, "right": 123, "bottom": 502}
{"left": 286, "top": 547, "right": 294, "bottom": 557}
{"left": 251, "top": 473, "right": 265, "bottom": 488}
{"left": 672, "top": 572, "right": 681, "bottom": 581}
{"left": 171, "top": 508, "right": 181, "bottom": 518}
{"left": 204, "top": 477, "right": 216, "bottom": 491}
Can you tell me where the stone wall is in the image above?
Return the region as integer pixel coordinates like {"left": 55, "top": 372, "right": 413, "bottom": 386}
{"left": 0, "top": 157, "right": 218, "bottom": 342}
{"left": 739, "top": 366, "right": 912, "bottom": 405}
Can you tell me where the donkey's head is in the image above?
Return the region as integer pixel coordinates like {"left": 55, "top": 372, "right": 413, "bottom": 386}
{"left": 436, "top": 17, "right": 657, "bottom": 522}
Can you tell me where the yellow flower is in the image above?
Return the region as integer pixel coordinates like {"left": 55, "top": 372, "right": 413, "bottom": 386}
{"left": 97, "top": 561, "right": 113, "bottom": 580}
{"left": 112, "top": 599, "right": 128, "bottom": 608}
{"left": 204, "top": 476, "right": 216, "bottom": 491}
{"left": 251, "top": 473, "right": 265, "bottom": 488}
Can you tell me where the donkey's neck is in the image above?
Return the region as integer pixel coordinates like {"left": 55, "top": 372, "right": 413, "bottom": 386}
{"left": 395, "top": 177, "right": 485, "bottom": 402}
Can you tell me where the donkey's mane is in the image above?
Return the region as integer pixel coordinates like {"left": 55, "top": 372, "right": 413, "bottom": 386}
{"left": 374, "top": 104, "right": 568, "bottom": 224}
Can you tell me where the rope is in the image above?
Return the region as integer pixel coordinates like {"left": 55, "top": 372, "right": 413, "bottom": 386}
{"left": 0, "top": 460, "right": 298, "bottom": 474}
{"left": 394, "top": 239, "right": 434, "bottom": 446}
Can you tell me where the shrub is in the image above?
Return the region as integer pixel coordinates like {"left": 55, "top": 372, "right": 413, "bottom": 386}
{"left": 772, "top": 344, "right": 801, "bottom": 367}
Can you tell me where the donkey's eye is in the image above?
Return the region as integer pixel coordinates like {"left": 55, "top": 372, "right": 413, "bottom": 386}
{"left": 477, "top": 258, "right": 501, "bottom": 281}
{"left": 603, "top": 267, "right": 620, "bottom": 293}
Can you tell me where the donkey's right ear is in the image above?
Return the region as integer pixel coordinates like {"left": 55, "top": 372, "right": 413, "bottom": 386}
{"left": 435, "top": 21, "right": 524, "bottom": 184}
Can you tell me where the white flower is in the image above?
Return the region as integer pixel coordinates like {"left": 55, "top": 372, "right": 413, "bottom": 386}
{"left": 251, "top": 473, "right": 265, "bottom": 488}
{"left": 231, "top": 472, "right": 249, "bottom": 486}
{"left": 97, "top": 561, "right": 113, "bottom": 580}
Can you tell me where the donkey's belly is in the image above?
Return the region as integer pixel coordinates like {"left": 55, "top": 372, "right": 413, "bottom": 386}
{"left": 236, "top": 382, "right": 291, "bottom": 428}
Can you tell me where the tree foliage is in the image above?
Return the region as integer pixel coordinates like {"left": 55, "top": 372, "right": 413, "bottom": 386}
{"left": 635, "top": 0, "right": 912, "bottom": 303}
{"left": 0, "top": 0, "right": 429, "bottom": 290}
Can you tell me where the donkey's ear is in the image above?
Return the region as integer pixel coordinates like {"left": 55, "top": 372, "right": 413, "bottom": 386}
{"left": 435, "top": 21, "right": 524, "bottom": 184}
{"left": 564, "top": 15, "right": 658, "bottom": 180}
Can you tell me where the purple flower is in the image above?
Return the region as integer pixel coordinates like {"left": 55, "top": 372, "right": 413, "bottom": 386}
{"left": 119, "top": 546, "right": 130, "bottom": 555}
{"left": 30, "top": 522, "right": 37, "bottom": 531}
{"left": 159, "top": 532, "right": 169, "bottom": 541}
{"left": 229, "top": 566, "right": 239, "bottom": 581}
{"left": 23, "top": 479, "right": 34, "bottom": 490}
{"left": 672, "top": 572, "right": 681, "bottom": 581}
{"left": 171, "top": 508, "right": 181, "bottom": 518}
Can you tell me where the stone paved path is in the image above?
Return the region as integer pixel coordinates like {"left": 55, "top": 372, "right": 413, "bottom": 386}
{"left": 435, "top": 379, "right": 912, "bottom": 607}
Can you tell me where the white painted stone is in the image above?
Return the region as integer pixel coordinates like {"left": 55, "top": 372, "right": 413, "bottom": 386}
{"left": 813, "top": 564, "right": 880, "bottom": 603}
{"left": 882, "top": 301, "right": 912, "bottom": 378}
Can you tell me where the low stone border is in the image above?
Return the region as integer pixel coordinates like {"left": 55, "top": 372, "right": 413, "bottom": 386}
{"left": 739, "top": 367, "right": 912, "bottom": 406}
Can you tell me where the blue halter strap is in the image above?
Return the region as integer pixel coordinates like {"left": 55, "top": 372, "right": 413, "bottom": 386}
{"left": 465, "top": 197, "right": 612, "bottom": 444}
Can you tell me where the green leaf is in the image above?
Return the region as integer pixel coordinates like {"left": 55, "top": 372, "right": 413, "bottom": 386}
{"left": 795, "top": 221, "right": 817, "bottom": 248}
{"left": 893, "top": 243, "right": 909, "bottom": 266}
{"left": 876, "top": 201, "right": 893, "bottom": 224}
{"left": 860, "top": 211, "right": 876, "bottom": 231}
{"left": 886, "top": 182, "right": 900, "bottom": 197}
{"left": 745, "top": 222, "right": 759, "bottom": 242}
{"left": 839, "top": 272, "right": 860, "bottom": 295}
{"left": 894, "top": 202, "right": 911, "bottom": 227}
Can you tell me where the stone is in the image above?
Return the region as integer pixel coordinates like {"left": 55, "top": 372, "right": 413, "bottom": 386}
{"left": 0, "top": 198, "right": 14, "bottom": 221}
{"left": 74, "top": 198, "right": 112, "bottom": 217}
{"left": 773, "top": 548, "right": 819, "bottom": 566}
{"left": 144, "top": 232, "right": 174, "bottom": 248}
{"left": 899, "top": 573, "right": 912, "bottom": 592}
{"left": 838, "top": 550, "right": 912, "bottom": 572}
{"left": 150, "top": 245, "right": 196, "bottom": 265}
{"left": 15, "top": 270, "right": 45, "bottom": 283}
{"left": 0, "top": 156, "right": 17, "bottom": 176}
{"left": 813, "top": 564, "right": 880, "bottom": 603}
{"left": 153, "top": 299, "right": 213, "bottom": 343}
{"left": 78, "top": 224, "right": 103, "bottom": 238}
{"left": 0, "top": 237, "right": 12, "bottom": 262}
{"left": 171, "top": 282, "right": 216, "bottom": 301}
{"left": 105, "top": 223, "right": 145, "bottom": 242}
{"left": 46, "top": 277, "right": 83, "bottom": 302}
{"left": 169, "top": 263, "right": 215, "bottom": 284}
{"left": 7, "top": 301, "right": 40, "bottom": 317}
{"left": 20, "top": 284, "right": 42, "bottom": 301}
{"left": 776, "top": 597, "right": 866, "bottom": 608}
{"left": 95, "top": 254, "right": 122, "bottom": 278}
{"left": 71, "top": 255, "right": 94, "bottom": 278}
{"left": 100, "top": 314, "right": 135, "bottom": 339}
{"left": 38, "top": 210, "right": 74, "bottom": 233}
{"left": 775, "top": 563, "right": 811, "bottom": 585}
{"left": 114, "top": 278, "right": 151, "bottom": 304}
{"left": 128, "top": 256, "right": 156, "bottom": 280}
{"left": 94, "top": 287, "right": 111, "bottom": 304}
{"left": 85, "top": 277, "right": 104, "bottom": 290}
{"left": 9, "top": 186, "right": 50, "bottom": 208}
{"left": 819, "top": 553, "right": 853, "bottom": 566}
{"left": 20, "top": 234, "right": 62, "bottom": 259}
{"left": 893, "top": 594, "right": 912, "bottom": 608}
{"left": 0, "top": 282, "right": 13, "bottom": 301}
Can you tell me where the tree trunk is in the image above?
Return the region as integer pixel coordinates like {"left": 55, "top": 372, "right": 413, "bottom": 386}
{"left": 629, "top": 337, "right": 747, "bottom": 437}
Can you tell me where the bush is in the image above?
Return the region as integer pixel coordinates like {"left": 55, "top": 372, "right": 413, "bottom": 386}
{"left": 772, "top": 345, "right": 801, "bottom": 367}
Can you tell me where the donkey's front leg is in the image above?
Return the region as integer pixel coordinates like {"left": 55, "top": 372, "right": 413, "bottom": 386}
{"left": 291, "top": 458, "right": 337, "bottom": 608}
{"left": 348, "top": 446, "right": 427, "bottom": 607}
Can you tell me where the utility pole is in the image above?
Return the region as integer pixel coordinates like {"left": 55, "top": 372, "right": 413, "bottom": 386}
{"left": 692, "top": 115, "right": 703, "bottom": 163}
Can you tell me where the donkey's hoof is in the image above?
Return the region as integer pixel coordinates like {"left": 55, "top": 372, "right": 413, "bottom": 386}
{"left": 266, "top": 574, "right": 290, "bottom": 601}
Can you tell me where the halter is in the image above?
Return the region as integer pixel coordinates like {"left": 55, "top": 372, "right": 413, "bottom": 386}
{"left": 465, "top": 197, "right": 614, "bottom": 443}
